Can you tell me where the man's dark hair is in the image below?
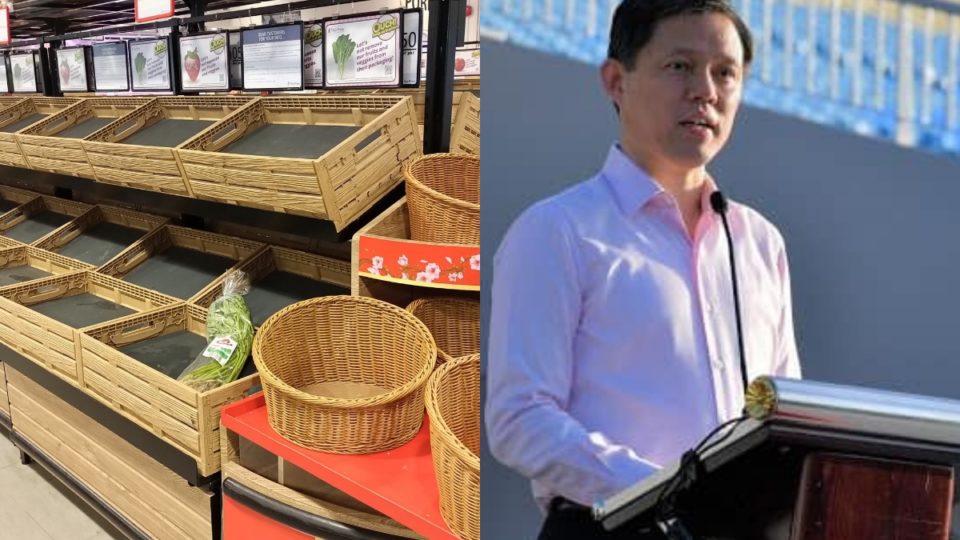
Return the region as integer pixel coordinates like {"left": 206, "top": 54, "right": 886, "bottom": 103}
{"left": 607, "top": 0, "right": 753, "bottom": 69}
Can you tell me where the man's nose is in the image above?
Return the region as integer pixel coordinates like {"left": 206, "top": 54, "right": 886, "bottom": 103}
{"left": 688, "top": 70, "right": 718, "bottom": 104}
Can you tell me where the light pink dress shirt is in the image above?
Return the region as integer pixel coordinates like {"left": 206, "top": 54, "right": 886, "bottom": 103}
{"left": 485, "top": 145, "right": 801, "bottom": 510}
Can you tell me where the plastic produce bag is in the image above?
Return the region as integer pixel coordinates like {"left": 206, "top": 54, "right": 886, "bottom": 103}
{"left": 178, "top": 270, "right": 255, "bottom": 392}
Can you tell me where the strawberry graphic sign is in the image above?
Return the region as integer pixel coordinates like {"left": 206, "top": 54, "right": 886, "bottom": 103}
{"left": 184, "top": 49, "right": 201, "bottom": 81}
{"left": 56, "top": 47, "right": 88, "bottom": 92}
{"left": 178, "top": 32, "right": 229, "bottom": 91}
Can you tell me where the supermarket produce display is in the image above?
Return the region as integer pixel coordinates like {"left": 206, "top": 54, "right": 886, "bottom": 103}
{"left": 0, "top": 0, "right": 480, "bottom": 538}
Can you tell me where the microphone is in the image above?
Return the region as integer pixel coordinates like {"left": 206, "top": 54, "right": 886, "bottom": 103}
{"left": 709, "top": 191, "right": 749, "bottom": 395}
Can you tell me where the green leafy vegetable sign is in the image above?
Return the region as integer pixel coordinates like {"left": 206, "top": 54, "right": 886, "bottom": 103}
{"left": 324, "top": 12, "right": 401, "bottom": 88}
{"left": 129, "top": 38, "right": 171, "bottom": 90}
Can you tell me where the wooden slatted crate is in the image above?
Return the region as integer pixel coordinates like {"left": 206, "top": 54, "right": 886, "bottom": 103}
{"left": 81, "top": 96, "right": 254, "bottom": 196}
{"left": 376, "top": 78, "right": 480, "bottom": 124}
{"left": 0, "top": 97, "right": 26, "bottom": 108}
{"left": 450, "top": 93, "right": 480, "bottom": 156}
{"left": 34, "top": 204, "right": 168, "bottom": 267}
{"left": 98, "top": 225, "right": 265, "bottom": 300}
{"left": 0, "top": 360, "right": 7, "bottom": 417}
{"left": 190, "top": 245, "right": 350, "bottom": 326}
{"left": 0, "top": 270, "right": 177, "bottom": 386}
{"left": 0, "top": 97, "right": 82, "bottom": 167}
{"left": 0, "top": 245, "right": 94, "bottom": 287}
{"left": 18, "top": 97, "right": 155, "bottom": 179}
{"left": 0, "top": 195, "right": 93, "bottom": 246}
{"left": 80, "top": 302, "right": 259, "bottom": 477}
{"left": 6, "top": 367, "right": 217, "bottom": 539}
{"left": 177, "top": 95, "right": 421, "bottom": 232}
{"left": 0, "top": 185, "right": 42, "bottom": 227}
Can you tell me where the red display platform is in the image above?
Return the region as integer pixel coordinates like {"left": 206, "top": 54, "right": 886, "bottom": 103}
{"left": 221, "top": 393, "right": 457, "bottom": 540}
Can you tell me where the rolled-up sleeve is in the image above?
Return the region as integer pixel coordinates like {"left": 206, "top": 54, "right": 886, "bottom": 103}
{"left": 485, "top": 203, "right": 660, "bottom": 508}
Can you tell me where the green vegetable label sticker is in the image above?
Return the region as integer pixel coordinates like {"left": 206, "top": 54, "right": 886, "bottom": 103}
{"left": 154, "top": 41, "right": 168, "bottom": 56}
{"left": 204, "top": 336, "right": 239, "bottom": 366}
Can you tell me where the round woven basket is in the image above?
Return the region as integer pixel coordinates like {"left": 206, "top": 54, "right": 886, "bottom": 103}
{"left": 405, "top": 297, "right": 480, "bottom": 364}
{"left": 253, "top": 295, "right": 437, "bottom": 454}
{"left": 425, "top": 353, "right": 480, "bottom": 540}
{"left": 404, "top": 153, "right": 479, "bottom": 244}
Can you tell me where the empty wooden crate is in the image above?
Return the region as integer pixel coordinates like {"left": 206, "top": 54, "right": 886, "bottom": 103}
{"left": 0, "top": 359, "right": 7, "bottom": 419}
{"left": 0, "top": 245, "right": 93, "bottom": 289}
{"left": 191, "top": 245, "right": 350, "bottom": 327}
{"left": 0, "top": 97, "right": 82, "bottom": 167}
{"left": 0, "top": 270, "right": 177, "bottom": 385}
{"left": 99, "top": 225, "right": 264, "bottom": 300}
{"left": 82, "top": 96, "right": 254, "bottom": 196}
{"left": 0, "top": 185, "right": 41, "bottom": 220}
{"left": 80, "top": 303, "right": 260, "bottom": 477}
{"left": 35, "top": 205, "right": 168, "bottom": 267}
{"left": 450, "top": 93, "right": 480, "bottom": 156}
{"left": 18, "top": 97, "right": 154, "bottom": 179}
{"left": 0, "top": 97, "right": 26, "bottom": 108}
{"left": 177, "top": 95, "right": 421, "bottom": 232}
{"left": 377, "top": 79, "right": 480, "bottom": 125}
{"left": 0, "top": 195, "right": 93, "bottom": 245}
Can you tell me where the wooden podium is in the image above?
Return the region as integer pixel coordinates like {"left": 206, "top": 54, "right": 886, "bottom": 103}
{"left": 594, "top": 377, "right": 960, "bottom": 540}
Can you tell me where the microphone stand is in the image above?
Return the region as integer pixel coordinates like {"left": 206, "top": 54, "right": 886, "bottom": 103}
{"left": 709, "top": 191, "right": 749, "bottom": 394}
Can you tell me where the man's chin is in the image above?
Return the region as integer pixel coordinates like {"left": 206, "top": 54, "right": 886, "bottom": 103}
{"left": 668, "top": 148, "right": 716, "bottom": 170}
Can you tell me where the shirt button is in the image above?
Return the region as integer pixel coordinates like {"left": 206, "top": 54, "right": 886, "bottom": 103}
{"left": 712, "top": 360, "right": 725, "bottom": 371}
{"left": 705, "top": 303, "right": 714, "bottom": 314}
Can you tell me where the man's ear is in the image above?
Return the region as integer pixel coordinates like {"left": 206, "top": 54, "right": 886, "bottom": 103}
{"left": 600, "top": 59, "right": 625, "bottom": 110}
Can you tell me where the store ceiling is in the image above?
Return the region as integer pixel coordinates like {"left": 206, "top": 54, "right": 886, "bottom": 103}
{"left": 7, "top": 0, "right": 259, "bottom": 41}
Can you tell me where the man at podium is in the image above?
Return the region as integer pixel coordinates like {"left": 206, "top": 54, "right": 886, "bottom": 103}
{"left": 485, "top": 1, "right": 802, "bottom": 538}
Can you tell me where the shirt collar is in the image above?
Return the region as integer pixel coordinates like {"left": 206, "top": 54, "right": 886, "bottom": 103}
{"left": 602, "top": 144, "right": 722, "bottom": 217}
{"left": 601, "top": 144, "right": 664, "bottom": 216}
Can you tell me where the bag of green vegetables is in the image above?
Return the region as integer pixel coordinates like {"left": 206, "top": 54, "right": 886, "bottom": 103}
{"left": 178, "top": 270, "right": 255, "bottom": 392}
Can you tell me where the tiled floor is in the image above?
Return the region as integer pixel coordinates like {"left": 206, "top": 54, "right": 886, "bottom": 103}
{"left": 0, "top": 431, "right": 125, "bottom": 540}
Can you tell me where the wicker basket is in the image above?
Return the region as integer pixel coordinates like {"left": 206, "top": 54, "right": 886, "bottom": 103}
{"left": 404, "top": 154, "right": 479, "bottom": 244}
{"left": 253, "top": 295, "right": 436, "bottom": 453}
{"left": 405, "top": 297, "right": 479, "bottom": 364}
{"left": 424, "top": 353, "right": 479, "bottom": 540}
